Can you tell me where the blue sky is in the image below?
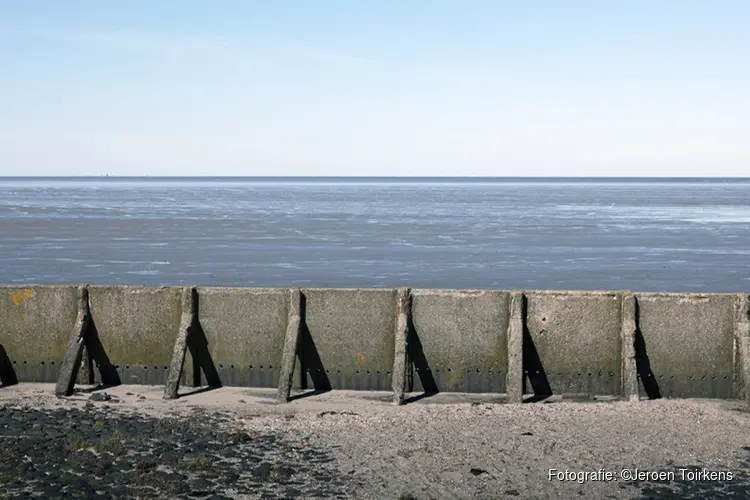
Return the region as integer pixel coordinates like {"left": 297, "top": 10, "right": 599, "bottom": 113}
{"left": 1, "top": 1, "right": 748, "bottom": 177}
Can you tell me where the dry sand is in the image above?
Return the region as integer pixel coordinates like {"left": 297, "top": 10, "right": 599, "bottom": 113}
{"left": 2, "top": 384, "right": 750, "bottom": 499}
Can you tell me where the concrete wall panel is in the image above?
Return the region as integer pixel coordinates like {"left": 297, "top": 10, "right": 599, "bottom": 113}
{"left": 411, "top": 289, "right": 509, "bottom": 393}
{"left": 636, "top": 293, "right": 734, "bottom": 398}
{"left": 197, "top": 287, "right": 288, "bottom": 388}
{"left": 302, "top": 288, "right": 395, "bottom": 390}
{"left": 0, "top": 286, "right": 79, "bottom": 382}
{"left": 525, "top": 291, "right": 622, "bottom": 395}
{"left": 88, "top": 286, "right": 182, "bottom": 385}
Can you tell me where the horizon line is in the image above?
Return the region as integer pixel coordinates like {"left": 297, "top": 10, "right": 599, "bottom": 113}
{"left": 1, "top": 175, "right": 750, "bottom": 182}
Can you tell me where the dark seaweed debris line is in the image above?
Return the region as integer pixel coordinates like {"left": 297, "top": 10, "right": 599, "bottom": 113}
{"left": 0, "top": 406, "right": 351, "bottom": 499}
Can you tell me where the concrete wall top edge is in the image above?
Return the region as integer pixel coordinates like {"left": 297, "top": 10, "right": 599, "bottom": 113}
{"left": 0, "top": 285, "right": 81, "bottom": 290}
{"left": 635, "top": 292, "right": 739, "bottom": 298}
{"left": 87, "top": 285, "right": 180, "bottom": 291}
{"left": 411, "top": 289, "right": 508, "bottom": 296}
{"left": 195, "top": 286, "right": 288, "bottom": 294}
{"left": 0, "top": 285, "right": 745, "bottom": 296}
{"left": 301, "top": 288, "right": 396, "bottom": 294}
{"left": 523, "top": 290, "right": 621, "bottom": 297}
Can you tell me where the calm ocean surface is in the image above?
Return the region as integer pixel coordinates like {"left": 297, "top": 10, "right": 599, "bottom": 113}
{"left": 0, "top": 177, "right": 748, "bottom": 292}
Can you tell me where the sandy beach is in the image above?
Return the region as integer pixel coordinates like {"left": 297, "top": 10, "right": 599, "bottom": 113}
{"left": 2, "top": 384, "right": 750, "bottom": 499}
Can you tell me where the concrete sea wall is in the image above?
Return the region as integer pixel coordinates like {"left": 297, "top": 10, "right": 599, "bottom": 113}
{"left": 1, "top": 285, "right": 748, "bottom": 402}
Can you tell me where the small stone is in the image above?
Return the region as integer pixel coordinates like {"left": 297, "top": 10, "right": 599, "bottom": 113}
{"left": 231, "top": 432, "right": 252, "bottom": 444}
{"left": 252, "top": 462, "right": 272, "bottom": 479}
{"left": 136, "top": 458, "right": 158, "bottom": 473}
{"left": 188, "top": 478, "right": 213, "bottom": 489}
{"left": 89, "top": 392, "right": 112, "bottom": 402}
{"left": 221, "top": 472, "right": 239, "bottom": 482}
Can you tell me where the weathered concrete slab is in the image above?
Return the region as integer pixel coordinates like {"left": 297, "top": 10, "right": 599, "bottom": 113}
{"left": 637, "top": 293, "right": 735, "bottom": 398}
{"left": 411, "top": 289, "right": 509, "bottom": 393}
{"left": 506, "top": 292, "right": 524, "bottom": 402}
{"left": 525, "top": 291, "right": 622, "bottom": 396}
{"left": 302, "top": 288, "right": 396, "bottom": 391}
{"left": 88, "top": 286, "right": 182, "bottom": 385}
{"left": 54, "top": 286, "right": 91, "bottom": 396}
{"left": 0, "top": 286, "right": 79, "bottom": 382}
{"left": 736, "top": 294, "right": 750, "bottom": 402}
{"left": 197, "top": 287, "right": 288, "bottom": 388}
{"left": 391, "top": 287, "right": 411, "bottom": 404}
{"left": 163, "top": 287, "right": 196, "bottom": 399}
{"left": 278, "top": 288, "right": 302, "bottom": 402}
